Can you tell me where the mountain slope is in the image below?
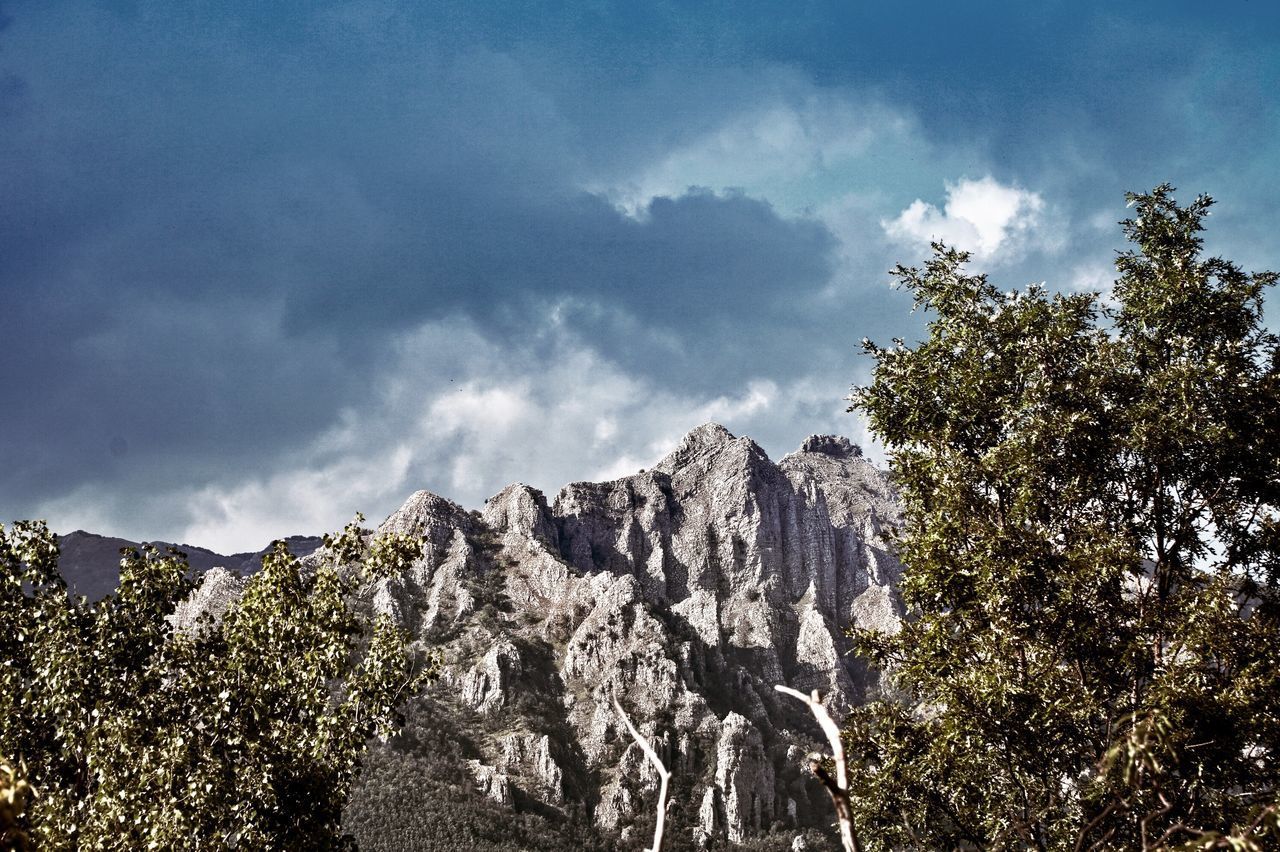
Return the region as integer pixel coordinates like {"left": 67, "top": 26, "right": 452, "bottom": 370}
{"left": 347, "top": 424, "right": 902, "bottom": 848}
{"left": 180, "top": 423, "right": 903, "bottom": 848}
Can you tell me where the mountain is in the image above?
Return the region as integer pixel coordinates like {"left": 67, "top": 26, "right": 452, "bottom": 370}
{"left": 56, "top": 531, "right": 323, "bottom": 600}
{"left": 180, "top": 424, "right": 904, "bottom": 849}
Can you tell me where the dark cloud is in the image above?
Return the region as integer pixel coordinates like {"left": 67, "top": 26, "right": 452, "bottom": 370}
{"left": 0, "top": 0, "right": 21, "bottom": 116}
{"left": 1, "top": 0, "right": 1275, "bottom": 547}
{"left": 0, "top": 1, "right": 856, "bottom": 524}
{"left": 0, "top": 179, "right": 843, "bottom": 510}
{"left": 279, "top": 187, "right": 837, "bottom": 345}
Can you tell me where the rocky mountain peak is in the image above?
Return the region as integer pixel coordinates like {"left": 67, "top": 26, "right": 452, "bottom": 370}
{"left": 376, "top": 489, "right": 475, "bottom": 545}
{"left": 677, "top": 421, "right": 736, "bottom": 451}
{"left": 181, "top": 425, "right": 906, "bottom": 848}
{"left": 654, "top": 422, "right": 737, "bottom": 470}
{"left": 798, "top": 433, "right": 861, "bottom": 458}
{"left": 482, "top": 483, "right": 556, "bottom": 545}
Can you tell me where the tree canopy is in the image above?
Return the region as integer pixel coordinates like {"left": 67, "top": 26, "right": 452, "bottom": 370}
{"left": 847, "top": 186, "right": 1280, "bottom": 850}
{"left": 0, "top": 517, "right": 431, "bottom": 850}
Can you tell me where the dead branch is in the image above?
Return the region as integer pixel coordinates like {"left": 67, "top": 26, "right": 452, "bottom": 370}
{"left": 613, "top": 697, "right": 672, "bottom": 852}
{"left": 776, "top": 685, "right": 862, "bottom": 852}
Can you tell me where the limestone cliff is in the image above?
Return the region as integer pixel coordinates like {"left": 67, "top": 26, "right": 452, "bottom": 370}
{"left": 190, "top": 424, "right": 903, "bottom": 847}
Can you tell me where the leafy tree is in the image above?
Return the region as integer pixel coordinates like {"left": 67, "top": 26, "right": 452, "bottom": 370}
{"left": 1, "top": 761, "right": 34, "bottom": 852}
{"left": 0, "top": 516, "right": 432, "bottom": 850}
{"left": 847, "top": 186, "right": 1280, "bottom": 850}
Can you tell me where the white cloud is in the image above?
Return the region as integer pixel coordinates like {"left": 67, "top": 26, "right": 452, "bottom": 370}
{"left": 693, "top": 379, "right": 776, "bottom": 423}
{"left": 35, "top": 327, "right": 865, "bottom": 553}
{"left": 882, "top": 176, "right": 1057, "bottom": 265}
{"left": 41, "top": 315, "right": 855, "bottom": 554}
{"left": 1064, "top": 260, "right": 1119, "bottom": 308}
{"left": 590, "top": 93, "right": 920, "bottom": 218}
{"left": 179, "top": 444, "right": 417, "bottom": 553}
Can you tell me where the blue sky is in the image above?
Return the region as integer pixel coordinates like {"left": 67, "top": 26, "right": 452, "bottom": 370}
{"left": 2, "top": 0, "right": 1278, "bottom": 551}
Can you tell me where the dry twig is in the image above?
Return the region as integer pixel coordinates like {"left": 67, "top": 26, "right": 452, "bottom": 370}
{"left": 613, "top": 697, "right": 672, "bottom": 852}
{"left": 776, "top": 685, "right": 862, "bottom": 852}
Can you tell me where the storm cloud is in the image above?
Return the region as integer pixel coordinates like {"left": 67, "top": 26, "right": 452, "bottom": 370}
{"left": 2, "top": 0, "right": 1277, "bottom": 550}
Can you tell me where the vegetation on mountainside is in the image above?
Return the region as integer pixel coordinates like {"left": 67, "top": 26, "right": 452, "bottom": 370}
{"left": 846, "top": 186, "right": 1280, "bottom": 850}
{"left": 344, "top": 693, "right": 615, "bottom": 852}
{"left": 0, "top": 516, "right": 431, "bottom": 850}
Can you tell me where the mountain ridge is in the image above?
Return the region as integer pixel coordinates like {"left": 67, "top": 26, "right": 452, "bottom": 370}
{"left": 177, "top": 423, "right": 905, "bottom": 849}
{"left": 55, "top": 530, "right": 324, "bottom": 600}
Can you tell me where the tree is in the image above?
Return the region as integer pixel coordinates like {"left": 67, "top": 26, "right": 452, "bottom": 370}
{"left": 0, "top": 516, "right": 432, "bottom": 850}
{"left": 0, "top": 761, "right": 34, "bottom": 852}
{"left": 846, "top": 186, "right": 1280, "bottom": 850}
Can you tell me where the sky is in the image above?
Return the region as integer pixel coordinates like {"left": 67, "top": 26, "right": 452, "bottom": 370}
{"left": 1, "top": 0, "right": 1278, "bottom": 552}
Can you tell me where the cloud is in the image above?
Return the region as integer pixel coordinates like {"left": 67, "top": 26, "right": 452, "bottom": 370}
{"left": 17, "top": 0, "right": 1270, "bottom": 557}
{"left": 1062, "top": 260, "right": 1121, "bottom": 310}
{"left": 179, "top": 445, "right": 418, "bottom": 553}
{"left": 589, "top": 91, "right": 917, "bottom": 218}
{"left": 881, "top": 176, "right": 1058, "bottom": 266}
{"left": 30, "top": 315, "right": 862, "bottom": 553}
{"left": 0, "top": 1, "right": 850, "bottom": 530}
{"left": 0, "top": 179, "right": 841, "bottom": 515}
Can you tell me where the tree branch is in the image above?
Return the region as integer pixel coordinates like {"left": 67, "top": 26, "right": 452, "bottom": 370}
{"left": 613, "top": 697, "right": 672, "bottom": 852}
{"left": 776, "top": 685, "right": 863, "bottom": 852}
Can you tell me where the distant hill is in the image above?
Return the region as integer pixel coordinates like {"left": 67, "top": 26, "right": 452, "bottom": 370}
{"left": 55, "top": 531, "right": 324, "bottom": 600}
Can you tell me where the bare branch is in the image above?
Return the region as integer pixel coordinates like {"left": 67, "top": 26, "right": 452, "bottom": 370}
{"left": 613, "top": 697, "right": 672, "bottom": 852}
{"left": 776, "top": 685, "right": 862, "bottom": 852}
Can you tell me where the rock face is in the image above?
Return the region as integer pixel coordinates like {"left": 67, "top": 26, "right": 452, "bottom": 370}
{"left": 169, "top": 567, "right": 247, "bottom": 632}
{"left": 183, "top": 423, "right": 904, "bottom": 846}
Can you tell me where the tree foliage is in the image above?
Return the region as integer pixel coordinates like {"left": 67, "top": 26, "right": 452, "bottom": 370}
{"left": 1, "top": 761, "right": 34, "bottom": 852}
{"left": 848, "top": 186, "right": 1280, "bottom": 850}
{"left": 0, "top": 516, "right": 431, "bottom": 850}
